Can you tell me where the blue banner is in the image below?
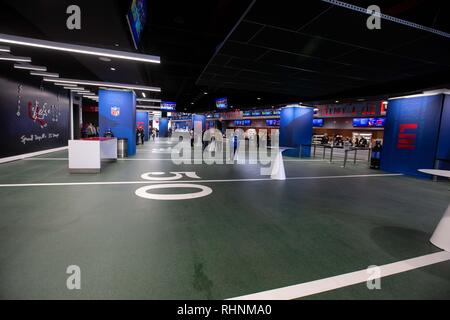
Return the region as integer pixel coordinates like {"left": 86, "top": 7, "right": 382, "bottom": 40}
{"left": 136, "top": 111, "right": 149, "bottom": 141}
{"left": 280, "top": 106, "right": 313, "bottom": 157}
{"left": 437, "top": 95, "right": 450, "bottom": 165}
{"left": 381, "top": 94, "right": 443, "bottom": 177}
{"left": 159, "top": 118, "right": 169, "bottom": 137}
{"left": 99, "top": 89, "right": 137, "bottom": 156}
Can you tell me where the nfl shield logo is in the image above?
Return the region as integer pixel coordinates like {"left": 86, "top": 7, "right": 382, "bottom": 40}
{"left": 111, "top": 107, "right": 120, "bottom": 117}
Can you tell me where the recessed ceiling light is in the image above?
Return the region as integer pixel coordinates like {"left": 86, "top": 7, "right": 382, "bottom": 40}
{"left": 257, "top": 97, "right": 261, "bottom": 100}
{"left": 30, "top": 71, "right": 59, "bottom": 78}
{"left": 335, "top": 100, "right": 339, "bottom": 103}
{"left": 0, "top": 33, "right": 160, "bottom": 64}
{"left": 110, "top": 67, "right": 116, "bottom": 71}
{"left": 43, "top": 77, "right": 161, "bottom": 92}
{"left": 114, "top": 44, "right": 119, "bottom": 47}
{"left": 0, "top": 45, "right": 10, "bottom": 52}
{"left": 99, "top": 57, "right": 112, "bottom": 62}
{"left": 191, "top": 102, "right": 194, "bottom": 105}
{"left": 141, "top": 92, "right": 146, "bottom": 98}
{"left": 14, "top": 64, "right": 47, "bottom": 71}
{"left": 203, "top": 92, "right": 208, "bottom": 95}
{"left": 0, "top": 55, "right": 31, "bottom": 62}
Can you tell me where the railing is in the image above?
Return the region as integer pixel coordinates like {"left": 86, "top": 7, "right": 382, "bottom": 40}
{"left": 309, "top": 143, "right": 371, "bottom": 167}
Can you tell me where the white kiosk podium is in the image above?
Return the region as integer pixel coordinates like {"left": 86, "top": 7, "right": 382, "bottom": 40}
{"left": 419, "top": 169, "right": 450, "bottom": 252}
{"left": 69, "top": 138, "right": 117, "bottom": 173}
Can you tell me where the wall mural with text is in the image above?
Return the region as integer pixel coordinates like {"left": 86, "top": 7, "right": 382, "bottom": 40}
{"left": 0, "top": 73, "right": 70, "bottom": 159}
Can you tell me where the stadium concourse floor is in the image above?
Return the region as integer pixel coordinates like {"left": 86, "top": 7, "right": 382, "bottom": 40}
{"left": 0, "top": 138, "right": 449, "bottom": 300}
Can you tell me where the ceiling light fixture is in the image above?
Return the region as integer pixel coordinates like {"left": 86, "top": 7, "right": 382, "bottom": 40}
{"left": 30, "top": 71, "right": 59, "bottom": 78}
{"left": 137, "top": 105, "right": 161, "bottom": 109}
{"left": 110, "top": 67, "right": 116, "bottom": 71}
{"left": 0, "top": 33, "right": 160, "bottom": 64}
{"left": 72, "top": 91, "right": 92, "bottom": 94}
{"left": 141, "top": 92, "right": 146, "bottom": 98}
{"left": 14, "top": 64, "right": 47, "bottom": 71}
{"left": 137, "top": 98, "right": 161, "bottom": 103}
{"left": 0, "top": 55, "right": 31, "bottom": 62}
{"left": 43, "top": 77, "right": 161, "bottom": 92}
{"left": 54, "top": 82, "right": 77, "bottom": 86}
{"left": 0, "top": 45, "right": 10, "bottom": 52}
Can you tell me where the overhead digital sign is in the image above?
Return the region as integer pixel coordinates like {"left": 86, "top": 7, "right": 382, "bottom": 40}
{"left": 126, "top": 0, "right": 148, "bottom": 49}
{"left": 215, "top": 97, "right": 228, "bottom": 109}
{"left": 313, "top": 119, "right": 324, "bottom": 127}
{"left": 266, "top": 119, "right": 280, "bottom": 126}
{"left": 352, "top": 118, "right": 385, "bottom": 127}
{"left": 234, "top": 120, "right": 251, "bottom": 126}
{"left": 161, "top": 101, "right": 176, "bottom": 111}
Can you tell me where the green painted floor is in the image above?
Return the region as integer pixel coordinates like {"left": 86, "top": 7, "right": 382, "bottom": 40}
{"left": 0, "top": 139, "right": 449, "bottom": 299}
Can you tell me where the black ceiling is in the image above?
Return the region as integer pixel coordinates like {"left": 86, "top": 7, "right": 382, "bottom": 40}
{"left": 0, "top": 0, "right": 450, "bottom": 112}
{"left": 197, "top": 0, "right": 450, "bottom": 109}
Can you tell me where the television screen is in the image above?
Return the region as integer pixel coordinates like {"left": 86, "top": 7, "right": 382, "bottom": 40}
{"left": 273, "top": 109, "right": 281, "bottom": 115}
{"left": 262, "top": 111, "right": 273, "bottom": 116}
{"left": 266, "top": 119, "right": 280, "bottom": 126}
{"left": 243, "top": 111, "right": 252, "bottom": 117}
{"left": 235, "top": 120, "right": 251, "bottom": 126}
{"left": 252, "top": 111, "right": 261, "bottom": 116}
{"left": 161, "top": 101, "right": 176, "bottom": 111}
{"left": 313, "top": 119, "right": 324, "bottom": 127}
{"left": 126, "top": 0, "right": 148, "bottom": 49}
{"left": 353, "top": 118, "right": 385, "bottom": 127}
{"left": 216, "top": 97, "right": 228, "bottom": 109}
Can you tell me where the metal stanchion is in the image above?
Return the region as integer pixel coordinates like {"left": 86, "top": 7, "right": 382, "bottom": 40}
{"left": 353, "top": 148, "right": 358, "bottom": 165}
{"left": 323, "top": 146, "right": 326, "bottom": 159}
{"left": 343, "top": 150, "right": 348, "bottom": 167}
{"left": 330, "top": 146, "right": 334, "bottom": 163}
{"left": 313, "top": 144, "right": 317, "bottom": 157}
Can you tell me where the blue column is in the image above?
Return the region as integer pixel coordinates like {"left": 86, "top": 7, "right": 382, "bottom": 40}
{"left": 437, "top": 95, "right": 450, "bottom": 169}
{"left": 280, "top": 106, "right": 314, "bottom": 157}
{"left": 381, "top": 94, "right": 443, "bottom": 177}
{"left": 136, "top": 111, "right": 149, "bottom": 141}
{"left": 98, "top": 89, "right": 136, "bottom": 156}
{"left": 159, "top": 118, "right": 169, "bottom": 137}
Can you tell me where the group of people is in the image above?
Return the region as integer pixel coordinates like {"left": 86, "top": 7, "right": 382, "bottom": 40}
{"left": 81, "top": 122, "right": 99, "bottom": 138}
{"left": 320, "top": 134, "right": 369, "bottom": 148}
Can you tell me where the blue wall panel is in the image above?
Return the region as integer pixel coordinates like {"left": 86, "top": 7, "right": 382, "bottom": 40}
{"left": 136, "top": 111, "right": 149, "bottom": 141}
{"left": 99, "top": 89, "right": 136, "bottom": 156}
{"left": 280, "top": 106, "right": 313, "bottom": 157}
{"left": 381, "top": 94, "right": 443, "bottom": 177}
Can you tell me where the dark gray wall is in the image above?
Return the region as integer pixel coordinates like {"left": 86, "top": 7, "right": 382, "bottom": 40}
{"left": 0, "top": 65, "right": 70, "bottom": 159}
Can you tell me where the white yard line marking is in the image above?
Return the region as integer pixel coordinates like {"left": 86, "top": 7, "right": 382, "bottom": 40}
{"left": 228, "top": 251, "right": 450, "bottom": 300}
{"left": 23, "top": 158, "right": 328, "bottom": 162}
{"left": 0, "top": 174, "right": 402, "bottom": 188}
